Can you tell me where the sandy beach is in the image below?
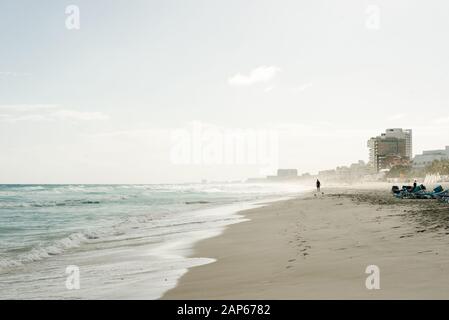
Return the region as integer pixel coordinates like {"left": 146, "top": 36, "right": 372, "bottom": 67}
{"left": 163, "top": 185, "right": 449, "bottom": 299}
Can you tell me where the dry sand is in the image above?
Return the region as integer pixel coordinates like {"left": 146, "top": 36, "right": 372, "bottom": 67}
{"left": 163, "top": 185, "right": 449, "bottom": 299}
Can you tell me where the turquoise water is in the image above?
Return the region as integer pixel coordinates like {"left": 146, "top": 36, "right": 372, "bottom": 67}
{"left": 0, "top": 183, "right": 308, "bottom": 299}
{"left": 0, "top": 183, "right": 305, "bottom": 270}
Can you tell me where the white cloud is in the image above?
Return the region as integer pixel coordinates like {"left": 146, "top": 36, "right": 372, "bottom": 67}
{"left": 387, "top": 113, "right": 405, "bottom": 121}
{"left": 91, "top": 128, "right": 170, "bottom": 140}
{"left": 291, "top": 82, "right": 313, "bottom": 93}
{"left": 228, "top": 66, "right": 281, "bottom": 86}
{"left": 0, "top": 114, "right": 50, "bottom": 123}
{"left": 434, "top": 117, "right": 449, "bottom": 124}
{"left": 53, "top": 110, "right": 109, "bottom": 121}
{"left": 0, "top": 71, "right": 32, "bottom": 77}
{"left": 274, "top": 122, "right": 374, "bottom": 139}
{"left": 0, "top": 104, "right": 59, "bottom": 111}
{"left": 0, "top": 104, "right": 108, "bottom": 123}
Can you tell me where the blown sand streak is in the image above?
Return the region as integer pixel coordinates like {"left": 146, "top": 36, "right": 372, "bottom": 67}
{"left": 163, "top": 186, "right": 449, "bottom": 299}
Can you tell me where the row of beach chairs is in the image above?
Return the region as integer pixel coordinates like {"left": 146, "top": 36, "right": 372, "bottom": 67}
{"left": 392, "top": 184, "right": 449, "bottom": 203}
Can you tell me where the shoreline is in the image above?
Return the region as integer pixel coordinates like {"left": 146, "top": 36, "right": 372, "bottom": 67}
{"left": 163, "top": 185, "right": 449, "bottom": 299}
{"left": 0, "top": 193, "right": 299, "bottom": 300}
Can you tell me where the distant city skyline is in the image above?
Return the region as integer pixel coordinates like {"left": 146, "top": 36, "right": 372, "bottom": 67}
{"left": 2, "top": 1, "right": 449, "bottom": 183}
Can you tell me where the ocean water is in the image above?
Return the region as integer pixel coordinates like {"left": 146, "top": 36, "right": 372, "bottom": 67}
{"left": 0, "top": 183, "right": 309, "bottom": 299}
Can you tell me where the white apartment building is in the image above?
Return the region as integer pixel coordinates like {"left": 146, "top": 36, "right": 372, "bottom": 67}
{"left": 413, "top": 146, "right": 449, "bottom": 168}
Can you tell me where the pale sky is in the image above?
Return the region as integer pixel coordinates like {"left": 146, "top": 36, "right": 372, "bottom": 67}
{"left": 1, "top": 0, "right": 449, "bottom": 184}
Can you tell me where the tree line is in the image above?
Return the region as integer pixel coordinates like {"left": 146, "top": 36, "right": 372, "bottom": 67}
{"left": 386, "top": 159, "right": 449, "bottom": 178}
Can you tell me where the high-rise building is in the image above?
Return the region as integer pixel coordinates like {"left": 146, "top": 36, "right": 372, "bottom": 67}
{"left": 383, "top": 128, "right": 412, "bottom": 159}
{"left": 367, "top": 129, "right": 412, "bottom": 172}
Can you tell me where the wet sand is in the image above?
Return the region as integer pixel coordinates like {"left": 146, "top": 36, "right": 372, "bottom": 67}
{"left": 163, "top": 185, "right": 449, "bottom": 299}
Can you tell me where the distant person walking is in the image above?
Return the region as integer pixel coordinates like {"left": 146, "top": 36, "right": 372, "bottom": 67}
{"left": 316, "top": 179, "right": 321, "bottom": 192}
